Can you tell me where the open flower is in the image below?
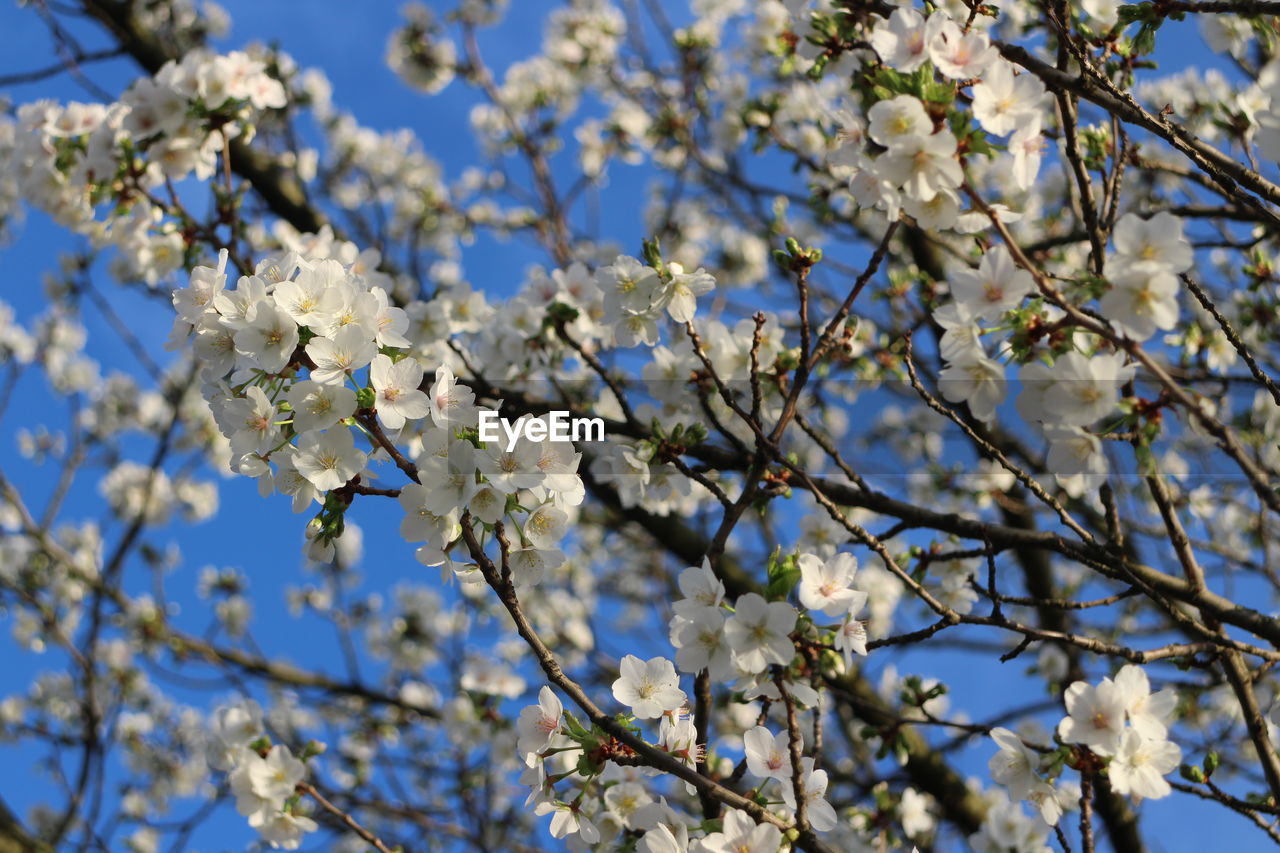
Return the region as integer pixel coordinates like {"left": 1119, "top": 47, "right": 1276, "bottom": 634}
{"left": 834, "top": 617, "right": 868, "bottom": 667}
{"left": 611, "top": 655, "right": 686, "bottom": 719}
{"left": 867, "top": 95, "right": 931, "bottom": 148}
{"left": 877, "top": 130, "right": 963, "bottom": 202}
{"left": 972, "top": 59, "right": 1045, "bottom": 136}
{"left": 797, "top": 552, "right": 867, "bottom": 618}
{"left": 370, "top": 354, "right": 430, "bottom": 430}
{"left": 222, "top": 386, "right": 279, "bottom": 455}
{"left": 661, "top": 263, "right": 715, "bottom": 323}
{"left": 743, "top": 725, "right": 792, "bottom": 780}
{"left": 306, "top": 324, "right": 376, "bottom": 386}
{"left": 868, "top": 7, "right": 942, "bottom": 73}
{"left": 1113, "top": 664, "right": 1177, "bottom": 740}
{"left": 293, "top": 430, "right": 366, "bottom": 491}
{"left": 671, "top": 559, "right": 726, "bottom": 621}
{"left": 1108, "top": 729, "right": 1181, "bottom": 800}
{"left": 1040, "top": 351, "right": 1136, "bottom": 428}
{"left": 1111, "top": 211, "right": 1192, "bottom": 273}
{"left": 1100, "top": 261, "right": 1180, "bottom": 341}
{"left": 929, "top": 19, "right": 996, "bottom": 80}
{"left": 724, "top": 594, "right": 796, "bottom": 674}
{"left": 671, "top": 610, "right": 733, "bottom": 680}
{"left": 235, "top": 303, "right": 299, "bottom": 374}
{"left": 256, "top": 810, "right": 318, "bottom": 851}
{"left": 286, "top": 380, "right": 355, "bottom": 434}
{"left": 939, "top": 353, "right": 1006, "bottom": 422}
{"left": 516, "top": 686, "right": 563, "bottom": 765}
{"left": 274, "top": 260, "right": 343, "bottom": 329}
{"left": 246, "top": 744, "right": 307, "bottom": 802}
{"left": 948, "top": 246, "right": 1036, "bottom": 321}
{"left": 779, "top": 757, "right": 838, "bottom": 832}
{"left": 697, "top": 808, "right": 781, "bottom": 853}
{"left": 428, "top": 364, "right": 478, "bottom": 429}
{"left": 988, "top": 727, "right": 1041, "bottom": 799}
{"left": 535, "top": 801, "right": 600, "bottom": 844}
{"left": 599, "top": 255, "right": 662, "bottom": 316}
{"left": 1058, "top": 679, "right": 1126, "bottom": 755}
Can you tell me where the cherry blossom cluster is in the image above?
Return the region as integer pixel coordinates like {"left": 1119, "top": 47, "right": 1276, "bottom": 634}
{"left": 516, "top": 680, "right": 812, "bottom": 851}
{"left": 484, "top": 253, "right": 719, "bottom": 362}
{"left": 516, "top": 685, "right": 698, "bottom": 848}
{"left": 513, "top": 551, "right": 872, "bottom": 846}
{"left": 172, "top": 249, "right": 582, "bottom": 575}
{"left": 597, "top": 255, "right": 716, "bottom": 347}
{"left": 977, "top": 665, "right": 1179, "bottom": 852}
{"left": 7, "top": 49, "right": 286, "bottom": 284}
{"left": 1057, "top": 667, "right": 1181, "bottom": 799}
{"left": 668, "top": 554, "right": 868, "bottom": 687}
{"left": 828, "top": 5, "right": 1045, "bottom": 232}
{"left": 207, "top": 699, "right": 318, "bottom": 850}
{"left": 827, "top": 6, "right": 1211, "bottom": 502}
{"left": 936, "top": 211, "right": 1191, "bottom": 494}
{"left": 6, "top": 0, "right": 1280, "bottom": 850}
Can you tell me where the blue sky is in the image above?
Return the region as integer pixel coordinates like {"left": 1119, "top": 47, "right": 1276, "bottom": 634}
{"left": 0, "top": 1, "right": 1268, "bottom": 851}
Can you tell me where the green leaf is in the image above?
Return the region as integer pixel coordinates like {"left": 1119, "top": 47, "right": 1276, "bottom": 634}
{"left": 765, "top": 547, "right": 801, "bottom": 601}
{"left": 545, "top": 301, "right": 580, "bottom": 325}
{"left": 577, "top": 751, "right": 602, "bottom": 777}
{"left": 922, "top": 81, "right": 954, "bottom": 104}
{"left": 562, "top": 711, "right": 592, "bottom": 741}
{"left": 1132, "top": 24, "right": 1159, "bottom": 56}
{"left": 966, "top": 129, "right": 996, "bottom": 158}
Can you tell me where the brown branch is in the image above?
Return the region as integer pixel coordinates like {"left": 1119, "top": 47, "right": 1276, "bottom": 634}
{"left": 1182, "top": 274, "right": 1280, "bottom": 407}
{"left": 0, "top": 47, "right": 123, "bottom": 87}
{"left": 997, "top": 42, "right": 1280, "bottom": 228}
{"left": 299, "top": 782, "right": 399, "bottom": 853}
{"left": 775, "top": 671, "right": 810, "bottom": 834}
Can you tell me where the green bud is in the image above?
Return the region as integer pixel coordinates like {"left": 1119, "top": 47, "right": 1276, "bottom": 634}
{"left": 892, "top": 732, "right": 910, "bottom": 766}
{"left": 642, "top": 237, "right": 665, "bottom": 276}
{"left": 764, "top": 548, "right": 800, "bottom": 601}
{"left": 301, "top": 740, "right": 327, "bottom": 761}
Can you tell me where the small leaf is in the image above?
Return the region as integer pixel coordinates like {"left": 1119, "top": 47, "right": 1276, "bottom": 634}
{"left": 765, "top": 548, "right": 801, "bottom": 601}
